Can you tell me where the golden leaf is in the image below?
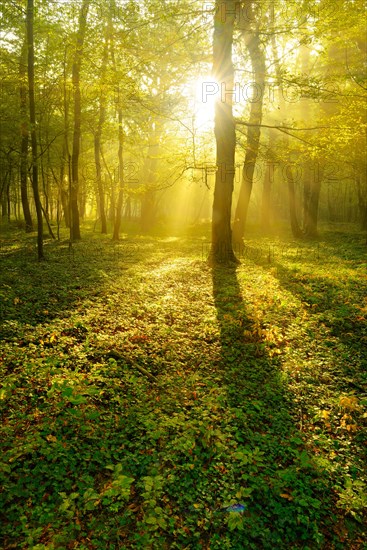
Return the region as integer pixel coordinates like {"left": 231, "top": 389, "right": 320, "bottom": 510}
{"left": 280, "top": 493, "right": 293, "bottom": 500}
{"left": 339, "top": 396, "right": 360, "bottom": 411}
{"left": 320, "top": 410, "right": 330, "bottom": 420}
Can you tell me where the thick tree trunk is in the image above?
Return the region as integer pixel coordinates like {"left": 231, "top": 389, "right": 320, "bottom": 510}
{"left": 209, "top": 0, "right": 238, "bottom": 265}
{"left": 27, "top": 0, "right": 43, "bottom": 259}
{"left": 19, "top": 38, "right": 33, "bottom": 232}
{"left": 70, "top": 0, "right": 90, "bottom": 241}
{"left": 232, "top": 33, "right": 265, "bottom": 243}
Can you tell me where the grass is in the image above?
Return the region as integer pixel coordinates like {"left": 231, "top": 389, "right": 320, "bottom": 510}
{"left": 0, "top": 223, "right": 366, "bottom": 549}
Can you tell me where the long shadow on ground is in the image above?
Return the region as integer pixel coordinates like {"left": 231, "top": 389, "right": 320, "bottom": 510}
{"left": 210, "top": 265, "right": 335, "bottom": 549}
{"left": 272, "top": 260, "right": 367, "bottom": 393}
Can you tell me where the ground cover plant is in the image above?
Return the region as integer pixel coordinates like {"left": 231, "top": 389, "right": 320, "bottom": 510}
{"left": 0, "top": 224, "right": 366, "bottom": 549}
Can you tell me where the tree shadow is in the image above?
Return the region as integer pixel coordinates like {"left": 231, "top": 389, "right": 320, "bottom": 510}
{"left": 210, "top": 264, "right": 334, "bottom": 548}
{"left": 270, "top": 259, "right": 367, "bottom": 393}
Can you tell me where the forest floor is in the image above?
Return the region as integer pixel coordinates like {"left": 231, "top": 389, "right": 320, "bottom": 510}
{"left": 1, "top": 223, "right": 366, "bottom": 549}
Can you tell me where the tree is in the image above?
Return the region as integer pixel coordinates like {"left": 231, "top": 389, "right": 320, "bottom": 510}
{"left": 232, "top": 12, "right": 265, "bottom": 243}
{"left": 27, "top": 0, "right": 43, "bottom": 259}
{"left": 19, "top": 35, "right": 33, "bottom": 232}
{"left": 209, "top": 0, "right": 238, "bottom": 264}
{"left": 70, "top": 0, "right": 91, "bottom": 241}
{"left": 93, "top": 30, "right": 109, "bottom": 234}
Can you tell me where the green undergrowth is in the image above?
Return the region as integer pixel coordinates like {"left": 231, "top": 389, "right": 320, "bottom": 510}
{"left": 0, "top": 226, "right": 366, "bottom": 549}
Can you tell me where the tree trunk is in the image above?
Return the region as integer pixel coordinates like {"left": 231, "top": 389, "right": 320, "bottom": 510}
{"left": 140, "top": 116, "right": 162, "bottom": 232}
{"left": 19, "top": 38, "right": 33, "bottom": 232}
{"left": 70, "top": 0, "right": 90, "bottom": 241}
{"left": 304, "top": 161, "right": 323, "bottom": 237}
{"left": 232, "top": 32, "right": 265, "bottom": 243}
{"left": 27, "top": 0, "right": 43, "bottom": 259}
{"left": 286, "top": 165, "right": 303, "bottom": 238}
{"left": 270, "top": 34, "right": 302, "bottom": 238}
{"left": 261, "top": 160, "right": 273, "bottom": 231}
{"left": 94, "top": 37, "right": 108, "bottom": 234}
{"left": 209, "top": 0, "right": 238, "bottom": 265}
{"left": 356, "top": 174, "right": 367, "bottom": 230}
{"left": 109, "top": 6, "right": 124, "bottom": 241}
{"left": 94, "top": 137, "right": 107, "bottom": 233}
{"left": 113, "top": 109, "right": 124, "bottom": 240}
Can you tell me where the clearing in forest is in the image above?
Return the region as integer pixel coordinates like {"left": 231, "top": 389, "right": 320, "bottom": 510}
{"left": 0, "top": 227, "right": 366, "bottom": 549}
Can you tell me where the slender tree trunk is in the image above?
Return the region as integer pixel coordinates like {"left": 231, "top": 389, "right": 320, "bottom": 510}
{"left": 261, "top": 159, "right": 273, "bottom": 231}
{"left": 1, "top": 173, "right": 8, "bottom": 218}
{"left": 94, "top": 135, "right": 107, "bottom": 233}
{"left": 209, "top": 0, "right": 238, "bottom": 264}
{"left": 304, "top": 161, "right": 323, "bottom": 237}
{"left": 356, "top": 174, "right": 367, "bottom": 230}
{"left": 286, "top": 166, "right": 303, "bottom": 238}
{"left": 19, "top": 38, "right": 33, "bottom": 232}
{"left": 27, "top": 0, "right": 43, "bottom": 259}
{"left": 271, "top": 35, "right": 302, "bottom": 238}
{"left": 6, "top": 177, "right": 11, "bottom": 222}
{"left": 302, "top": 160, "right": 311, "bottom": 230}
{"left": 94, "top": 37, "right": 108, "bottom": 234}
{"left": 232, "top": 32, "right": 265, "bottom": 243}
{"left": 141, "top": 124, "right": 160, "bottom": 232}
{"left": 113, "top": 109, "right": 124, "bottom": 240}
{"left": 106, "top": 0, "right": 122, "bottom": 239}
{"left": 70, "top": 0, "right": 90, "bottom": 241}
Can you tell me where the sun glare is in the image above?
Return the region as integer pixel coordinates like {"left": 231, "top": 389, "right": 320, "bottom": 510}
{"left": 193, "top": 77, "right": 218, "bottom": 130}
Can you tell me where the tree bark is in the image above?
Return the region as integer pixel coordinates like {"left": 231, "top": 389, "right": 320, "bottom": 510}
{"left": 70, "top": 0, "right": 90, "bottom": 241}
{"left": 27, "top": 0, "right": 44, "bottom": 259}
{"left": 209, "top": 0, "right": 238, "bottom": 265}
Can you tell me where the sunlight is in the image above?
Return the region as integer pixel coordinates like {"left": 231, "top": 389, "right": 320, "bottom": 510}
{"left": 192, "top": 77, "right": 218, "bottom": 130}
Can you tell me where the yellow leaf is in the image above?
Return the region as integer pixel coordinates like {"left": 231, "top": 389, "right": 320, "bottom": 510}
{"left": 339, "top": 396, "right": 360, "bottom": 411}
{"left": 280, "top": 493, "right": 293, "bottom": 500}
{"left": 46, "top": 435, "right": 57, "bottom": 442}
{"left": 13, "top": 297, "right": 21, "bottom": 304}
{"left": 346, "top": 424, "right": 358, "bottom": 433}
{"left": 320, "top": 410, "right": 330, "bottom": 420}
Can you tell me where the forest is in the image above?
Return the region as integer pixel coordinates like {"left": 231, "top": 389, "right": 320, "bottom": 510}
{"left": 0, "top": 0, "right": 366, "bottom": 548}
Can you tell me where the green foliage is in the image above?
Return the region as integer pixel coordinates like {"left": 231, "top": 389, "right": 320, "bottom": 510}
{"left": 0, "top": 227, "right": 366, "bottom": 548}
